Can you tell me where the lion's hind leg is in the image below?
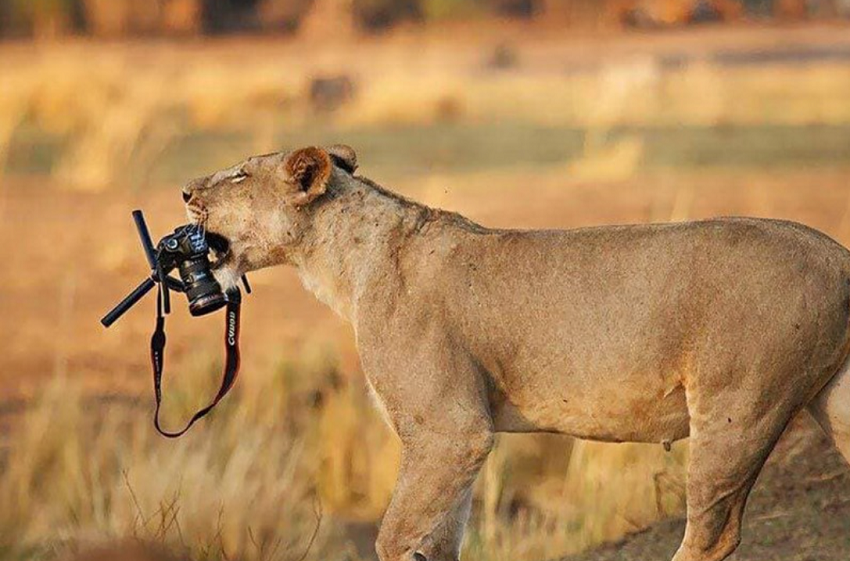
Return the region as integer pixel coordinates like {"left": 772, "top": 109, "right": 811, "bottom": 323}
{"left": 672, "top": 388, "right": 797, "bottom": 561}
{"left": 808, "top": 361, "right": 850, "bottom": 464}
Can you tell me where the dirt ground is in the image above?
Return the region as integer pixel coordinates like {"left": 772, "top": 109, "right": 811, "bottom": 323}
{"left": 561, "top": 415, "right": 850, "bottom": 561}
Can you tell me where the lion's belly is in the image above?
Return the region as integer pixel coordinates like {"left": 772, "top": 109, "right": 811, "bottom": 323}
{"left": 474, "top": 309, "right": 694, "bottom": 442}
{"left": 486, "top": 360, "right": 691, "bottom": 443}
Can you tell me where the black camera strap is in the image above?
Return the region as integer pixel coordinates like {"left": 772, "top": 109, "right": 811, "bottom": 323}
{"left": 150, "top": 285, "right": 242, "bottom": 438}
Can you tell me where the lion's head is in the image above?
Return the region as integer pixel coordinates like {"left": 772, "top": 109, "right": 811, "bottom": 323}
{"left": 182, "top": 145, "right": 357, "bottom": 289}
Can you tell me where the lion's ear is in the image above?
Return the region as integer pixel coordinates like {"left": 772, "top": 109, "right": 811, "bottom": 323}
{"left": 282, "top": 147, "right": 332, "bottom": 206}
{"left": 327, "top": 144, "right": 358, "bottom": 173}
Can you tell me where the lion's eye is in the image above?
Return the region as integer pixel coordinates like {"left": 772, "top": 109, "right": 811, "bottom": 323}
{"left": 231, "top": 170, "right": 249, "bottom": 184}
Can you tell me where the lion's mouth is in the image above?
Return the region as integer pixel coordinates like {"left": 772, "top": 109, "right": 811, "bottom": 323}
{"left": 186, "top": 203, "right": 207, "bottom": 226}
{"left": 205, "top": 232, "right": 231, "bottom": 269}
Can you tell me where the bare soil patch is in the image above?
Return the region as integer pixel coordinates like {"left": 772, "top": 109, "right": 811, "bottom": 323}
{"left": 560, "top": 416, "right": 850, "bottom": 561}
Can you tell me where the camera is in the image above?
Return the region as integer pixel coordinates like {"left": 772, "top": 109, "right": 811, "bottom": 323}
{"left": 101, "top": 211, "right": 249, "bottom": 329}
{"left": 157, "top": 225, "right": 227, "bottom": 316}
{"left": 101, "top": 211, "right": 250, "bottom": 437}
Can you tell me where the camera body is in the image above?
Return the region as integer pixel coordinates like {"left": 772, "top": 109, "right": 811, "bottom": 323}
{"left": 158, "top": 226, "right": 227, "bottom": 316}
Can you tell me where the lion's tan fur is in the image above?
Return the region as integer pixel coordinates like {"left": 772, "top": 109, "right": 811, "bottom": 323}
{"left": 183, "top": 146, "right": 850, "bottom": 561}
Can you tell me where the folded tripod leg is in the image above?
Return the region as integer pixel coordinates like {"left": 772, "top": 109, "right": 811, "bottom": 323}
{"left": 101, "top": 278, "right": 156, "bottom": 327}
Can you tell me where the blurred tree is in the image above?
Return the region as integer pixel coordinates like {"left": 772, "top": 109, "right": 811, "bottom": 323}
{"left": 1, "top": 0, "right": 844, "bottom": 38}
{"left": 81, "top": 0, "right": 201, "bottom": 37}
{"left": 421, "top": 0, "right": 488, "bottom": 21}
{"left": 257, "top": 0, "right": 312, "bottom": 33}
{"left": 776, "top": 0, "right": 807, "bottom": 18}
{"left": 605, "top": 0, "right": 745, "bottom": 27}
{"left": 299, "top": 0, "right": 357, "bottom": 40}
{"left": 491, "top": 0, "right": 537, "bottom": 17}
{"left": 741, "top": 0, "right": 772, "bottom": 16}
{"left": 690, "top": 0, "right": 744, "bottom": 22}
{"left": 740, "top": 0, "right": 843, "bottom": 18}
{"left": 8, "top": 0, "right": 80, "bottom": 38}
{"left": 354, "top": 0, "right": 421, "bottom": 30}
{"left": 535, "top": 0, "right": 608, "bottom": 27}
{"left": 161, "top": 0, "right": 202, "bottom": 34}
{"left": 85, "top": 0, "right": 145, "bottom": 36}
{"left": 202, "top": 0, "right": 261, "bottom": 33}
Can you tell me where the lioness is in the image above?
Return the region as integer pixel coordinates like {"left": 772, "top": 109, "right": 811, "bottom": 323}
{"left": 183, "top": 146, "right": 850, "bottom": 561}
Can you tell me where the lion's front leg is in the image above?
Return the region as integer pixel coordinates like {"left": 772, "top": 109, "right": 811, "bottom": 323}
{"left": 360, "top": 319, "right": 494, "bottom": 561}
{"left": 376, "top": 428, "right": 492, "bottom": 561}
{"left": 417, "top": 487, "right": 474, "bottom": 561}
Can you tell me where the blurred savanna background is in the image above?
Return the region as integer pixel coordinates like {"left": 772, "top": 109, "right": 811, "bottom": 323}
{"left": 1, "top": 1, "right": 850, "bottom": 560}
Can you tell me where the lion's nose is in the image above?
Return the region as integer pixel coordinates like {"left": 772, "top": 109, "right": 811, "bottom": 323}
{"left": 182, "top": 177, "right": 207, "bottom": 202}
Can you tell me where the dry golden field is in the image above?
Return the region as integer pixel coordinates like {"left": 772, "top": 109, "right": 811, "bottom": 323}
{"left": 1, "top": 23, "right": 849, "bottom": 561}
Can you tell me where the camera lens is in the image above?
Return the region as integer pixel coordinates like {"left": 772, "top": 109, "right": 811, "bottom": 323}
{"left": 178, "top": 256, "right": 227, "bottom": 316}
{"left": 189, "top": 292, "right": 227, "bottom": 316}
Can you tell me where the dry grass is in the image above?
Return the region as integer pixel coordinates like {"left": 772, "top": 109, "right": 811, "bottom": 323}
{"left": 0, "top": 367, "right": 350, "bottom": 560}
{"left": 0, "top": 350, "right": 687, "bottom": 561}
{"left": 2, "top": 30, "right": 849, "bottom": 189}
